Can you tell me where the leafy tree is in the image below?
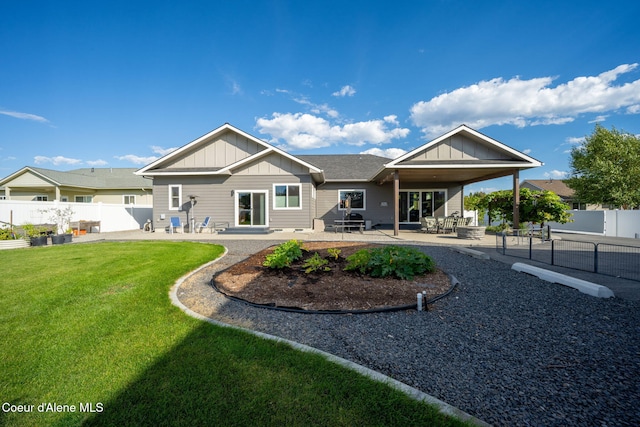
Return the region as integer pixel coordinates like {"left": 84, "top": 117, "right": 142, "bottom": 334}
{"left": 464, "top": 191, "right": 487, "bottom": 225}
{"left": 567, "top": 124, "right": 640, "bottom": 209}
{"left": 482, "top": 188, "right": 572, "bottom": 227}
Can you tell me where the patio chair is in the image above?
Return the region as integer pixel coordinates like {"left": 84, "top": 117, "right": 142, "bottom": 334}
{"left": 439, "top": 216, "right": 456, "bottom": 233}
{"left": 169, "top": 216, "right": 184, "bottom": 234}
{"left": 195, "top": 216, "right": 213, "bottom": 233}
{"left": 420, "top": 217, "right": 437, "bottom": 233}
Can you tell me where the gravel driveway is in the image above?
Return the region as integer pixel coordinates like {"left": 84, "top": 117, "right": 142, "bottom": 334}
{"left": 177, "top": 240, "right": 640, "bottom": 427}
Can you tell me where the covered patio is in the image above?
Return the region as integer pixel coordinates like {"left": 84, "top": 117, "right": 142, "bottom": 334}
{"left": 372, "top": 125, "right": 542, "bottom": 236}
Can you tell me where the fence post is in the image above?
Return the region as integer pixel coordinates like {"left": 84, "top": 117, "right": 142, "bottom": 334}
{"left": 551, "top": 240, "right": 555, "bottom": 266}
{"left": 594, "top": 243, "right": 599, "bottom": 274}
{"left": 502, "top": 232, "right": 506, "bottom": 255}
{"left": 529, "top": 236, "right": 533, "bottom": 259}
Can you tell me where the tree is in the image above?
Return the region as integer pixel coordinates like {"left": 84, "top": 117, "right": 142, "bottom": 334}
{"left": 567, "top": 124, "right": 640, "bottom": 209}
{"left": 482, "top": 188, "right": 572, "bottom": 228}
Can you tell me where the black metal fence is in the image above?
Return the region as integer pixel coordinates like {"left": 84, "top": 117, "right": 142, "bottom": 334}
{"left": 496, "top": 233, "right": 640, "bottom": 282}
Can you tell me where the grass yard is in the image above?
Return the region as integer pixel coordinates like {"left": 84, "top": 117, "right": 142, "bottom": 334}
{"left": 0, "top": 241, "right": 469, "bottom": 426}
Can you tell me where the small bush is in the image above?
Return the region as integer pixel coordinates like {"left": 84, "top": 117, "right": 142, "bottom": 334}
{"left": 263, "top": 240, "right": 305, "bottom": 269}
{"left": 302, "top": 252, "right": 330, "bottom": 274}
{"left": 345, "top": 245, "right": 435, "bottom": 280}
{"left": 327, "top": 248, "right": 341, "bottom": 260}
{"left": 344, "top": 249, "right": 372, "bottom": 274}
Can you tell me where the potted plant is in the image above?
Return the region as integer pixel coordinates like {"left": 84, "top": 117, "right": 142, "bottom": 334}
{"left": 64, "top": 228, "right": 74, "bottom": 243}
{"left": 22, "top": 223, "right": 48, "bottom": 247}
{"left": 39, "top": 206, "right": 74, "bottom": 245}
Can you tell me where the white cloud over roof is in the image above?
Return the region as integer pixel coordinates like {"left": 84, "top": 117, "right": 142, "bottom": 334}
{"left": 256, "top": 112, "right": 410, "bottom": 150}
{"left": 410, "top": 64, "right": 640, "bottom": 137}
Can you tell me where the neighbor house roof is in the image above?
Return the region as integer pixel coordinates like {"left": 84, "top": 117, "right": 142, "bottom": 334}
{"left": 521, "top": 179, "right": 575, "bottom": 199}
{"left": 0, "top": 167, "right": 152, "bottom": 189}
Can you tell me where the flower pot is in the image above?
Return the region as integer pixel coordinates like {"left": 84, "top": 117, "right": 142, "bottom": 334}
{"left": 63, "top": 233, "right": 73, "bottom": 243}
{"left": 51, "top": 234, "right": 66, "bottom": 245}
{"left": 30, "top": 236, "right": 48, "bottom": 247}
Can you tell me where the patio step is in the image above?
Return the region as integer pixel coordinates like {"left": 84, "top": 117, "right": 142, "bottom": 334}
{"left": 217, "top": 228, "right": 274, "bottom": 235}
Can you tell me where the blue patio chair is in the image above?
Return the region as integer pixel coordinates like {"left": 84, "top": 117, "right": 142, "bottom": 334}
{"left": 195, "top": 216, "right": 212, "bottom": 233}
{"left": 169, "top": 216, "right": 184, "bottom": 234}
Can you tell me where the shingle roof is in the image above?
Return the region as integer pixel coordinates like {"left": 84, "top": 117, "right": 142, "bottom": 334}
{"left": 25, "top": 167, "right": 152, "bottom": 189}
{"left": 522, "top": 179, "right": 574, "bottom": 199}
{"left": 297, "top": 154, "right": 389, "bottom": 180}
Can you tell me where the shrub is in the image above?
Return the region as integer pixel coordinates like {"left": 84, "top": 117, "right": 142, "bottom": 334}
{"left": 0, "top": 227, "right": 16, "bottom": 240}
{"left": 263, "top": 240, "right": 305, "bottom": 269}
{"left": 343, "top": 249, "right": 372, "bottom": 274}
{"left": 302, "top": 252, "right": 330, "bottom": 274}
{"left": 345, "top": 245, "right": 435, "bottom": 280}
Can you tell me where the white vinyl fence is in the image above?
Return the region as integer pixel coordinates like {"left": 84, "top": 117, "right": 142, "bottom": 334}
{"left": 0, "top": 200, "right": 153, "bottom": 233}
{"left": 546, "top": 210, "right": 640, "bottom": 239}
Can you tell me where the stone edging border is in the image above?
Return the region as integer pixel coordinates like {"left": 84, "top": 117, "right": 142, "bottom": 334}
{"left": 168, "top": 247, "right": 491, "bottom": 427}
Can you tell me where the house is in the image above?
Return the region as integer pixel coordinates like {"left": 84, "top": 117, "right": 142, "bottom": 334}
{"left": 0, "top": 167, "right": 153, "bottom": 205}
{"left": 520, "top": 179, "right": 593, "bottom": 210}
{"left": 135, "top": 123, "right": 542, "bottom": 234}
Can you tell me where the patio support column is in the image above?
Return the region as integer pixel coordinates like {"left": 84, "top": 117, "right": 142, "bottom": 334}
{"left": 513, "top": 169, "right": 520, "bottom": 234}
{"left": 393, "top": 169, "right": 399, "bottom": 236}
{"left": 55, "top": 186, "right": 61, "bottom": 201}
{"left": 4, "top": 186, "right": 10, "bottom": 200}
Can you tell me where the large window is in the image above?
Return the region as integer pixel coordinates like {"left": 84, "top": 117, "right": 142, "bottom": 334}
{"left": 273, "top": 184, "right": 301, "bottom": 209}
{"left": 338, "top": 190, "right": 366, "bottom": 210}
{"left": 169, "top": 185, "right": 182, "bottom": 210}
{"left": 74, "top": 195, "right": 92, "bottom": 203}
{"left": 123, "top": 195, "right": 136, "bottom": 205}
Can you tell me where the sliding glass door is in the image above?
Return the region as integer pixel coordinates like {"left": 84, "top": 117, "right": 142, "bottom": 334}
{"left": 399, "top": 190, "right": 446, "bottom": 223}
{"left": 236, "top": 191, "right": 268, "bottom": 227}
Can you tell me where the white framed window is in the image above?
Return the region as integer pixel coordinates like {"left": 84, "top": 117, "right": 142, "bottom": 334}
{"left": 35, "top": 195, "right": 48, "bottom": 201}
{"left": 169, "top": 185, "right": 182, "bottom": 210}
{"left": 75, "top": 195, "right": 92, "bottom": 203}
{"left": 123, "top": 195, "right": 136, "bottom": 205}
{"left": 338, "top": 189, "right": 366, "bottom": 210}
{"left": 273, "top": 184, "right": 301, "bottom": 209}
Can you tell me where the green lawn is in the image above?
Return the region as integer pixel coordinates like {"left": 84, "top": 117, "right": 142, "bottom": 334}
{"left": 0, "top": 241, "right": 469, "bottom": 426}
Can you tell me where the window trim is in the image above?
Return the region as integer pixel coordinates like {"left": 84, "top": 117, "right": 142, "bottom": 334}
{"left": 169, "top": 185, "right": 182, "bottom": 210}
{"left": 338, "top": 189, "right": 366, "bottom": 211}
{"left": 273, "top": 184, "right": 302, "bottom": 210}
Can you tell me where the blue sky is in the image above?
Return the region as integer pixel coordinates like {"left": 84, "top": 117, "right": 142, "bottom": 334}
{"left": 1, "top": 0, "right": 639, "bottom": 193}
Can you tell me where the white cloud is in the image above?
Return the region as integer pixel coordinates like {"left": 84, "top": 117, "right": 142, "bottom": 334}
{"left": 410, "top": 63, "right": 640, "bottom": 137}
{"left": 544, "top": 170, "right": 569, "bottom": 179}
{"left": 86, "top": 159, "right": 108, "bottom": 166}
{"left": 34, "top": 155, "right": 81, "bottom": 166}
{"left": 588, "top": 115, "right": 608, "bottom": 123}
{"left": 332, "top": 85, "right": 356, "bottom": 97}
{"left": 1, "top": 110, "right": 49, "bottom": 123}
{"left": 256, "top": 113, "right": 410, "bottom": 150}
{"left": 114, "top": 154, "right": 158, "bottom": 165}
{"left": 360, "top": 147, "right": 407, "bottom": 159}
{"left": 566, "top": 136, "right": 585, "bottom": 145}
{"left": 523, "top": 148, "right": 532, "bottom": 154}
{"left": 151, "top": 145, "right": 178, "bottom": 156}
{"left": 543, "top": 169, "right": 569, "bottom": 179}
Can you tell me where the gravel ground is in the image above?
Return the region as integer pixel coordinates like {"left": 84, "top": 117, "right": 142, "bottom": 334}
{"left": 177, "top": 240, "right": 640, "bottom": 427}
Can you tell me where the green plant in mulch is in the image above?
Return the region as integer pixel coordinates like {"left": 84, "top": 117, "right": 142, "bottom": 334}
{"left": 345, "top": 245, "right": 435, "bottom": 280}
{"left": 263, "top": 239, "right": 305, "bottom": 269}
{"left": 327, "top": 247, "right": 341, "bottom": 260}
{"left": 302, "top": 252, "right": 330, "bottom": 274}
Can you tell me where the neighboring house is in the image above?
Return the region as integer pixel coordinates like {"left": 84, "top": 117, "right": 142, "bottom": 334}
{"left": 136, "top": 123, "right": 541, "bottom": 234}
{"left": 0, "top": 167, "right": 153, "bottom": 205}
{"left": 520, "top": 179, "right": 596, "bottom": 210}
